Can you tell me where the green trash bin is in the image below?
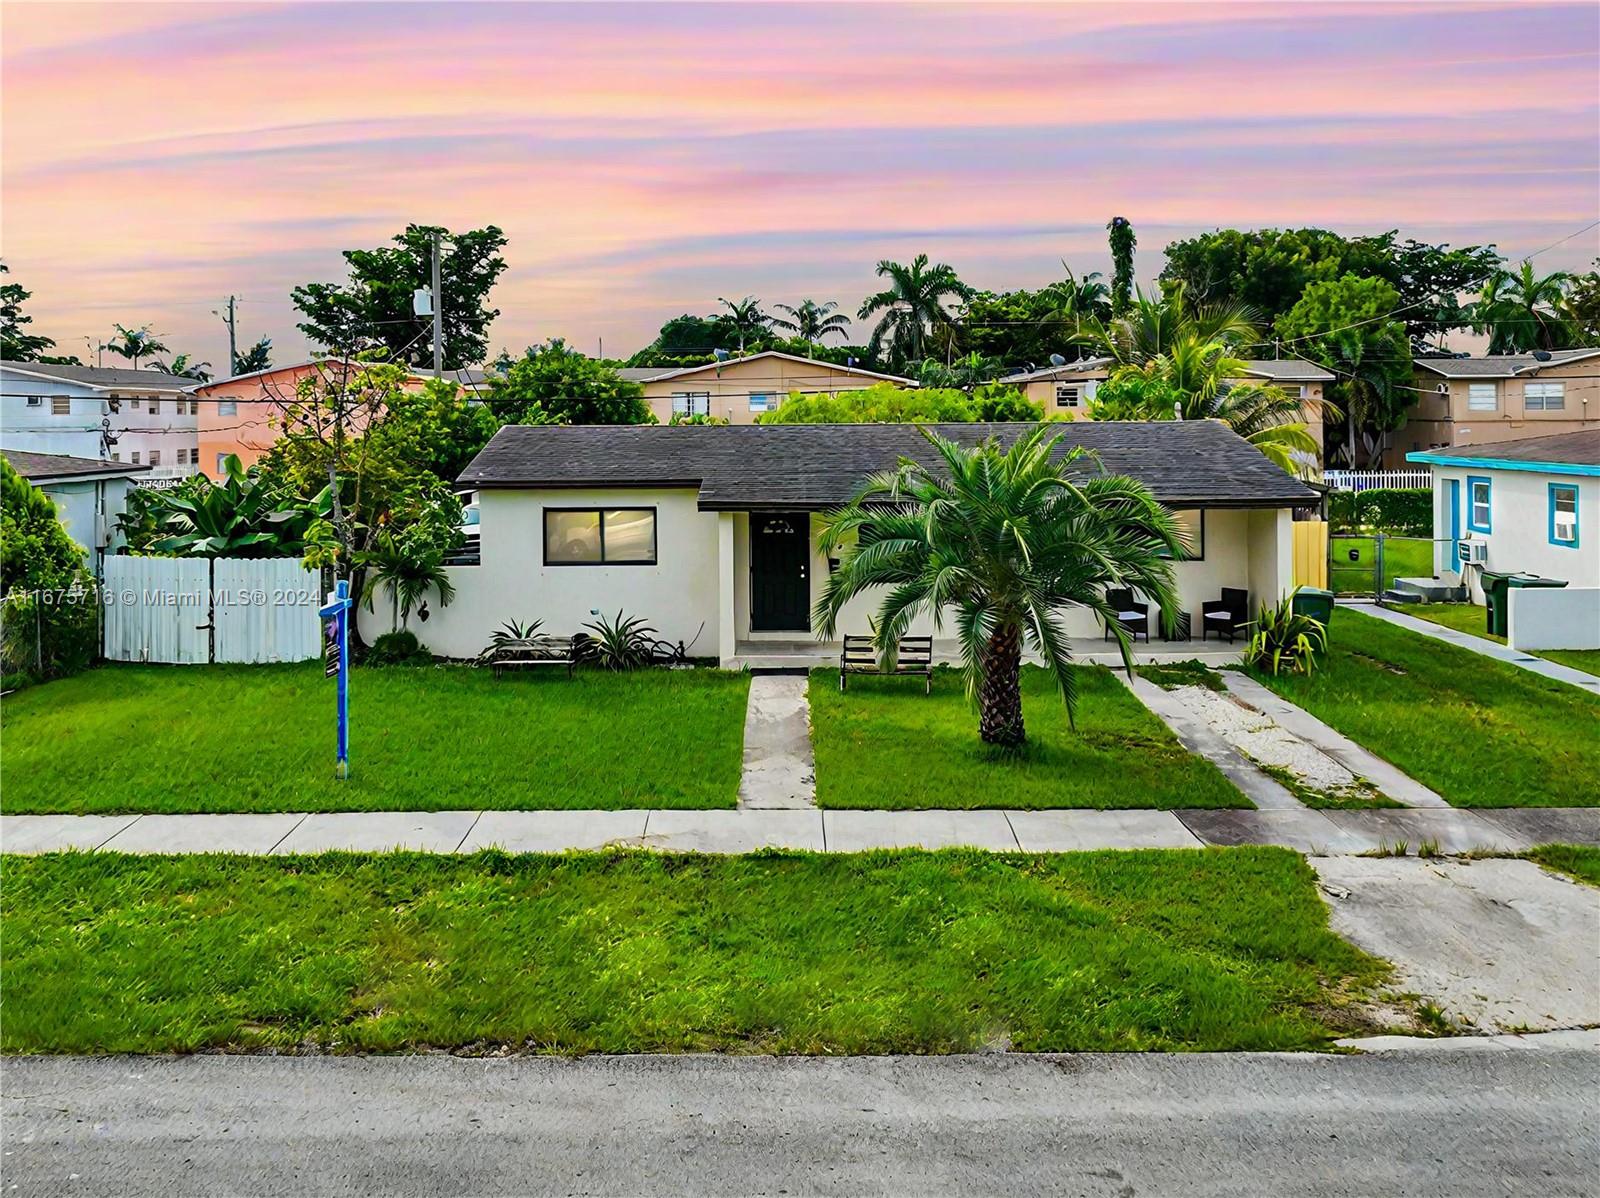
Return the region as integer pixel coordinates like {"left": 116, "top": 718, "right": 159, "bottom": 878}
{"left": 1483, "top": 572, "right": 1567, "bottom": 637}
{"left": 1292, "top": 587, "right": 1335, "bottom": 628}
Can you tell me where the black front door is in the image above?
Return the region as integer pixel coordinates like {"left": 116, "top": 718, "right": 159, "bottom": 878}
{"left": 750, "top": 512, "right": 811, "bottom": 631}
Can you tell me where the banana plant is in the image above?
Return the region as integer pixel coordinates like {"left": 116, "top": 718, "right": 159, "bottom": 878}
{"left": 150, "top": 454, "right": 329, "bottom": 557}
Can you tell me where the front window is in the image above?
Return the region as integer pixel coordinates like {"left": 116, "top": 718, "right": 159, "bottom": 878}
{"left": 1157, "top": 509, "right": 1205, "bottom": 560}
{"left": 1549, "top": 484, "right": 1579, "bottom": 548}
{"left": 149, "top": 449, "right": 161, "bottom": 467}
{"left": 1467, "top": 383, "right": 1497, "bottom": 411}
{"left": 1525, "top": 382, "right": 1565, "bottom": 411}
{"left": 131, "top": 451, "right": 141, "bottom": 465}
{"left": 543, "top": 507, "right": 657, "bottom": 565}
{"left": 148, "top": 399, "right": 160, "bottom": 414}
{"left": 748, "top": 392, "right": 775, "bottom": 413}
{"left": 217, "top": 399, "right": 238, "bottom": 416}
{"left": 671, "top": 392, "right": 710, "bottom": 416}
{"left": 1468, "top": 476, "right": 1492, "bottom": 533}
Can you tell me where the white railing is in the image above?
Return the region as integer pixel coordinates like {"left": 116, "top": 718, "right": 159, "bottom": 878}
{"left": 1324, "top": 469, "right": 1432, "bottom": 492}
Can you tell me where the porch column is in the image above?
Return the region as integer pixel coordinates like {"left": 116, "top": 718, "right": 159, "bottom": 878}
{"left": 718, "top": 511, "right": 737, "bottom": 666}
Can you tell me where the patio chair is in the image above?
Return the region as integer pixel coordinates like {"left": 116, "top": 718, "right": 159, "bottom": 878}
{"left": 840, "top": 634, "right": 933, "bottom": 693}
{"left": 1103, "top": 589, "right": 1150, "bottom": 642}
{"left": 1201, "top": 588, "right": 1250, "bottom": 643}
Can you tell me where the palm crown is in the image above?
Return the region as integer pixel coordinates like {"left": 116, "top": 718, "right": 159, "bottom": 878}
{"left": 858, "top": 254, "right": 974, "bottom": 366}
{"left": 771, "top": 298, "right": 851, "bottom": 345}
{"left": 815, "top": 426, "right": 1182, "bottom": 746}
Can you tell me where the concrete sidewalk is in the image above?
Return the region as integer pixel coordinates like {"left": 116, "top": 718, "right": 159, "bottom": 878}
{"left": 3, "top": 805, "right": 1594, "bottom": 856}
{"left": 1347, "top": 601, "right": 1600, "bottom": 695}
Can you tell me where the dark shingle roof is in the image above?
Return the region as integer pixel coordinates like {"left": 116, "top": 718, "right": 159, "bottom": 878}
{"left": 1410, "top": 429, "right": 1600, "bottom": 468}
{"left": 460, "top": 421, "right": 1317, "bottom": 509}
{"left": 2, "top": 450, "right": 150, "bottom": 481}
{"left": 1413, "top": 349, "right": 1600, "bottom": 379}
{"left": 0, "top": 360, "right": 193, "bottom": 391}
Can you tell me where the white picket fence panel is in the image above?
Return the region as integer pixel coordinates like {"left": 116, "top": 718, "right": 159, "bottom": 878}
{"left": 103, "top": 556, "right": 319, "bottom": 665}
{"left": 1324, "top": 469, "right": 1432, "bottom": 492}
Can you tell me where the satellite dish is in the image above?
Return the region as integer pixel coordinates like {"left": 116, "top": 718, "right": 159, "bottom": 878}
{"left": 847, "top": 356, "right": 857, "bottom": 368}
{"left": 1437, "top": 383, "right": 1449, "bottom": 395}
{"left": 712, "top": 348, "right": 730, "bottom": 362}
{"left": 1049, "top": 353, "right": 1066, "bottom": 367}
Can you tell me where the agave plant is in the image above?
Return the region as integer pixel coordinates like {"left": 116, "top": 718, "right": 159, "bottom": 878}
{"left": 580, "top": 610, "right": 659, "bottom": 671}
{"left": 475, "top": 618, "right": 544, "bottom": 665}
{"left": 1245, "top": 592, "right": 1327, "bottom": 677}
{"left": 149, "top": 454, "right": 328, "bottom": 557}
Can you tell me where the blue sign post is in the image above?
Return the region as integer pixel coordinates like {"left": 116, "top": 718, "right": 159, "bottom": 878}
{"left": 317, "top": 578, "right": 352, "bottom": 779}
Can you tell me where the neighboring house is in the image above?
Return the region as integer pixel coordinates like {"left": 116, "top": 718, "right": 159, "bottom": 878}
{"left": 622, "top": 351, "right": 916, "bottom": 424}
{"left": 1406, "top": 429, "right": 1599, "bottom": 603}
{"left": 1383, "top": 349, "right": 1600, "bottom": 468}
{"left": 1, "top": 360, "right": 200, "bottom": 477}
{"left": 2, "top": 449, "right": 150, "bottom": 575}
{"left": 372, "top": 421, "right": 1314, "bottom": 664}
{"left": 998, "top": 358, "right": 1333, "bottom": 462}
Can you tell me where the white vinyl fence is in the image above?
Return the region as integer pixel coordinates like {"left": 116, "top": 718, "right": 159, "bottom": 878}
{"left": 1324, "top": 469, "right": 1432, "bottom": 492}
{"left": 103, "top": 556, "right": 321, "bottom": 664}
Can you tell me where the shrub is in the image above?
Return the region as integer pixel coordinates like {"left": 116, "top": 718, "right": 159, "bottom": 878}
{"left": 580, "top": 610, "right": 658, "bottom": 670}
{"left": 1246, "top": 593, "right": 1327, "bottom": 677}
{"left": 1, "top": 458, "right": 100, "bottom": 686}
{"left": 1329, "top": 488, "right": 1430, "bottom": 535}
{"left": 365, "top": 630, "right": 429, "bottom": 665}
{"left": 474, "top": 618, "right": 544, "bottom": 665}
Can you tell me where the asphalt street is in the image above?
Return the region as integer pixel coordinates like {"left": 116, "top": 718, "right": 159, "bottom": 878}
{"left": 4, "top": 1049, "right": 1598, "bottom": 1197}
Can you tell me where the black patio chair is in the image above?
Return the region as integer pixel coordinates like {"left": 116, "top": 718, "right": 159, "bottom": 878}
{"left": 1104, "top": 588, "right": 1150, "bottom": 642}
{"left": 1202, "top": 588, "right": 1250, "bottom": 643}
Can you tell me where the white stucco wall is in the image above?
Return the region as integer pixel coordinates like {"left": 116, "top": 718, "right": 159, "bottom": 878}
{"left": 1428, "top": 465, "right": 1599, "bottom": 601}
{"left": 1508, "top": 587, "right": 1600, "bottom": 651}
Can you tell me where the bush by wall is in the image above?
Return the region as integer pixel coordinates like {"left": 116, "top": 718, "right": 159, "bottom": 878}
{"left": 1329, "top": 488, "right": 1431, "bottom": 536}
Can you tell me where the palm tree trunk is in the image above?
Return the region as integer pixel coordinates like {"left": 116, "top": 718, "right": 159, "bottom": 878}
{"left": 978, "top": 624, "right": 1025, "bottom": 747}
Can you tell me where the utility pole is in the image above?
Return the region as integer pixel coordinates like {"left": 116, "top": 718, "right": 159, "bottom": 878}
{"left": 430, "top": 231, "right": 443, "bottom": 378}
{"left": 216, "top": 296, "right": 238, "bottom": 375}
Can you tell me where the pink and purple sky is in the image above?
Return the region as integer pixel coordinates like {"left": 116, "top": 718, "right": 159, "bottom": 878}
{"left": 3, "top": 1, "right": 1597, "bottom": 367}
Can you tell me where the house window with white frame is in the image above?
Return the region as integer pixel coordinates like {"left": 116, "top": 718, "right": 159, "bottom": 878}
{"left": 1549, "top": 484, "right": 1579, "bottom": 548}
{"left": 1467, "top": 382, "right": 1497, "bottom": 411}
{"left": 217, "top": 399, "right": 238, "bottom": 416}
{"left": 148, "top": 398, "right": 160, "bottom": 414}
{"left": 748, "top": 392, "right": 775, "bottom": 413}
{"left": 671, "top": 392, "right": 710, "bottom": 416}
{"left": 1468, "top": 476, "right": 1492, "bottom": 533}
{"left": 216, "top": 452, "right": 229, "bottom": 474}
{"left": 131, "top": 451, "right": 141, "bottom": 465}
{"left": 149, "top": 449, "right": 161, "bottom": 467}
{"left": 1525, "top": 381, "right": 1565, "bottom": 411}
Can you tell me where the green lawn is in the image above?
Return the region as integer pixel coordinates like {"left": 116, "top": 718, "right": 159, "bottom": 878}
{"left": 1250, "top": 609, "right": 1600, "bottom": 808}
{"left": 1328, "top": 535, "right": 1434, "bottom": 596}
{"left": 1525, "top": 844, "right": 1600, "bottom": 887}
{"left": 0, "top": 848, "right": 1388, "bottom": 1055}
{"left": 1406, "top": 603, "right": 1600, "bottom": 678}
{"left": 810, "top": 665, "right": 1247, "bottom": 809}
{"left": 0, "top": 664, "right": 748, "bottom": 814}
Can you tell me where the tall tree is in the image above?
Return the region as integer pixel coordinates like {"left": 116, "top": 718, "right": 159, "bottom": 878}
{"left": 233, "top": 335, "right": 273, "bottom": 374}
{"left": 1071, "top": 282, "right": 1258, "bottom": 367}
{"left": 1275, "top": 275, "right": 1412, "bottom": 468}
{"left": 155, "top": 352, "right": 213, "bottom": 382}
{"left": 0, "top": 263, "right": 59, "bottom": 361}
{"left": 292, "top": 224, "right": 508, "bottom": 369}
{"left": 486, "top": 339, "right": 651, "bottom": 425}
{"left": 1564, "top": 260, "right": 1600, "bottom": 344}
{"left": 1471, "top": 261, "right": 1578, "bottom": 353}
{"left": 715, "top": 296, "right": 773, "bottom": 353}
{"left": 960, "top": 267, "right": 1110, "bottom": 368}
{"left": 1107, "top": 217, "right": 1137, "bottom": 316}
{"left": 103, "top": 324, "right": 170, "bottom": 370}
{"left": 0, "top": 457, "right": 98, "bottom": 682}
{"left": 770, "top": 299, "right": 851, "bottom": 345}
{"left": 815, "top": 427, "right": 1181, "bottom": 747}
{"left": 858, "top": 254, "right": 974, "bottom": 367}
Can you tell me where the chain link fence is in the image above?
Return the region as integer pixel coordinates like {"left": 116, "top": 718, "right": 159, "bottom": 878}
{"left": 1, "top": 584, "right": 101, "bottom": 688}
{"left": 1329, "top": 534, "right": 1455, "bottom": 600}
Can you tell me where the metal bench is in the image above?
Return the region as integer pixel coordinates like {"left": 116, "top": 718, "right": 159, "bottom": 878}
{"left": 490, "top": 635, "right": 580, "bottom": 679}
{"left": 840, "top": 634, "right": 933, "bottom": 694}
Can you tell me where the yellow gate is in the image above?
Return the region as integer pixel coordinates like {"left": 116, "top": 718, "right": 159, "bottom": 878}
{"left": 1293, "top": 520, "right": 1328, "bottom": 590}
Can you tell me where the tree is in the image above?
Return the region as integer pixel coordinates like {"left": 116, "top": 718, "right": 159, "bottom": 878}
{"left": 960, "top": 267, "right": 1109, "bottom": 367}
{"left": 233, "top": 336, "right": 273, "bottom": 374}
{"left": 104, "top": 323, "right": 169, "bottom": 370}
{"left": 715, "top": 296, "right": 773, "bottom": 353}
{"left": 771, "top": 299, "right": 851, "bottom": 346}
{"left": 1471, "top": 261, "right": 1578, "bottom": 353}
{"left": 0, "top": 263, "right": 58, "bottom": 361}
{"left": 815, "top": 427, "right": 1181, "bottom": 746}
{"left": 629, "top": 314, "right": 746, "bottom": 364}
{"left": 292, "top": 224, "right": 508, "bottom": 369}
{"left": 360, "top": 523, "right": 457, "bottom": 632}
{"left": 1275, "top": 275, "right": 1412, "bottom": 468}
{"left": 914, "top": 351, "right": 1005, "bottom": 392}
{"left": 758, "top": 383, "right": 979, "bottom": 424}
{"left": 1565, "top": 260, "right": 1600, "bottom": 343}
{"left": 486, "top": 340, "right": 652, "bottom": 425}
{"left": 1107, "top": 217, "right": 1137, "bottom": 316}
{"left": 1, "top": 457, "right": 97, "bottom": 682}
{"left": 858, "top": 254, "right": 974, "bottom": 367}
{"left": 379, "top": 377, "right": 502, "bottom": 482}
{"left": 1072, "top": 282, "right": 1257, "bottom": 367}
{"left": 156, "top": 352, "right": 213, "bottom": 382}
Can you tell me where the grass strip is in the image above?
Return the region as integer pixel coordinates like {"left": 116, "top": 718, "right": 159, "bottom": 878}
{"left": 0, "top": 848, "right": 1386, "bottom": 1054}
{"left": 1405, "top": 604, "right": 1600, "bottom": 678}
{"left": 810, "top": 665, "right": 1247, "bottom": 810}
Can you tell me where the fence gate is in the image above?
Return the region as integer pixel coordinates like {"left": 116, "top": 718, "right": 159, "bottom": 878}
{"left": 103, "top": 556, "right": 320, "bottom": 664}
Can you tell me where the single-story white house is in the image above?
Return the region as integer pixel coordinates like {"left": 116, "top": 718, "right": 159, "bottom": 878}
{"left": 2, "top": 449, "right": 150, "bottom": 576}
{"left": 1406, "top": 429, "right": 1599, "bottom": 650}
{"left": 367, "top": 421, "right": 1316, "bottom": 666}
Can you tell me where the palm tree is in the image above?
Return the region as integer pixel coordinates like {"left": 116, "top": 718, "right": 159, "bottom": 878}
{"left": 1208, "top": 384, "right": 1323, "bottom": 477}
{"left": 234, "top": 336, "right": 273, "bottom": 374}
{"left": 715, "top": 295, "right": 773, "bottom": 353}
{"left": 1046, "top": 265, "right": 1112, "bottom": 325}
{"left": 815, "top": 427, "right": 1182, "bottom": 747}
{"left": 857, "top": 254, "right": 974, "bottom": 367}
{"left": 770, "top": 299, "right": 851, "bottom": 347}
{"left": 104, "top": 323, "right": 170, "bottom": 370}
{"left": 360, "top": 531, "right": 456, "bottom": 631}
{"left": 1072, "top": 283, "right": 1258, "bottom": 367}
{"left": 1472, "top": 261, "right": 1577, "bottom": 353}
{"left": 157, "top": 352, "right": 213, "bottom": 382}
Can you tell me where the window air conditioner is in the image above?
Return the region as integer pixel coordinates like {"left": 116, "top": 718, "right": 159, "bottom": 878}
{"left": 1457, "top": 538, "right": 1488, "bottom": 566}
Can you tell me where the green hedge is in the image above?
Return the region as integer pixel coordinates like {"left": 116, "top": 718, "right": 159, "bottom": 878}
{"left": 1329, "top": 488, "right": 1431, "bottom": 536}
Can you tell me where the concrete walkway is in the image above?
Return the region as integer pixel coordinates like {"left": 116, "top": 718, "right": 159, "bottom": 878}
{"left": 736, "top": 674, "right": 815, "bottom": 810}
{"left": 1221, "top": 672, "right": 1450, "bottom": 808}
{"left": 4, "top": 805, "right": 1594, "bottom": 856}
{"left": 1348, "top": 600, "right": 1600, "bottom": 696}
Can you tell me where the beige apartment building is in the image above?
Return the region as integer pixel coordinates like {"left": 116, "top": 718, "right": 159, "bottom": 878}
{"left": 1383, "top": 349, "right": 1600, "bottom": 467}
{"left": 621, "top": 351, "right": 915, "bottom": 424}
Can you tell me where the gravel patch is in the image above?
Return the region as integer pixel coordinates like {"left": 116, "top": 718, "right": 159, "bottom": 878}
{"left": 1167, "top": 684, "right": 1363, "bottom": 798}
